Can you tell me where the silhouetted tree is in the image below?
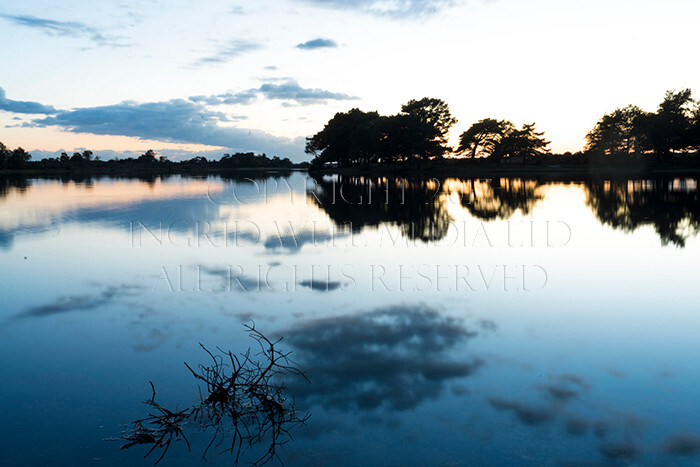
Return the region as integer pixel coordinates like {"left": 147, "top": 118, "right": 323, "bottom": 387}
{"left": 585, "top": 105, "right": 644, "bottom": 156}
{"left": 588, "top": 90, "right": 698, "bottom": 164}
{"left": 375, "top": 114, "right": 425, "bottom": 168}
{"left": 306, "top": 108, "right": 380, "bottom": 168}
{"left": 0, "top": 142, "right": 9, "bottom": 169}
{"left": 457, "top": 118, "right": 514, "bottom": 159}
{"left": 138, "top": 149, "right": 158, "bottom": 164}
{"left": 400, "top": 97, "right": 457, "bottom": 163}
{"left": 635, "top": 89, "right": 696, "bottom": 160}
{"left": 8, "top": 147, "right": 31, "bottom": 169}
{"left": 492, "top": 123, "right": 550, "bottom": 165}
{"left": 306, "top": 98, "right": 456, "bottom": 169}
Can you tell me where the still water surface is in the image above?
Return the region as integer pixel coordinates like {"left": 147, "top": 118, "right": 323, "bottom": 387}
{"left": 1, "top": 172, "right": 699, "bottom": 465}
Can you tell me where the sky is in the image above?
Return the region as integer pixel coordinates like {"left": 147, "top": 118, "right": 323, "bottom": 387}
{"left": 1, "top": 0, "right": 699, "bottom": 162}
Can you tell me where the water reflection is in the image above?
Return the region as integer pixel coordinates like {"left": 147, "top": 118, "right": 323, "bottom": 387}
{"left": 307, "top": 175, "right": 453, "bottom": 242}
{"left": 2, "top": 174, "right": 700, "bottom": 248}
{"left": 283, "top": 305, "right": 482, "bottom": 411}
{"left": 9, "top": 284, "right": 143, "bottom": 320}
{"left": 2, "top": 173, "right": 700, "bottom": 465}
{"left": 583, "top": 178, "right": 700, "bottom": 247}
{"left": 456, "top": 178, "right": 544, "bottom": 221}
{"left": 121, "top": 325, "right": 309, "bottom": 465}
{"left": 306, "top": 174, "right": 700, "bottom": 247}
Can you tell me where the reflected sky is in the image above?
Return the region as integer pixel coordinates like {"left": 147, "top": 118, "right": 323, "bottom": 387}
{"left": 1, "top": 173, "right": 700, "bottom": 465}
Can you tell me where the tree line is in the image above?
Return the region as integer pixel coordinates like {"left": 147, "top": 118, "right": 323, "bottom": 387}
{"left": 584, "top": 89, "right": 700, "bottom": 162}
{"left": 304, "top": 97, "right": 549, "bottom": 169}
{"left": 0, "top": 146, "right": 303, "bottom": 172}
{"left": 4, "top": 89, "right": 700, "bottom": 173}
{"left": 306, "top": 89, "right": 700, "bottom": 169}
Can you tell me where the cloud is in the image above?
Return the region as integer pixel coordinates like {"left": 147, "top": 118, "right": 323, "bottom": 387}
{"left": 200, "top": 266, "right": 266, "bottom": 292}
{"left": 0, "top": 13, "right": 130, "bottom": 47}
{"left": 599, "top": 441, "right": 641, "bottom": 462}
{"left": 489, "top": 398, "right": 557, "bottom": 426}
{"left": 563, "top": 417, "right": 588, "bottom": 437}
{"left": 300, "top": 0, "right": 457, "bottom": 18}
{"left": 298, "top": 279, "right": 342, "bottom": 291}
{"left": 194, "top": 39, "right": 262, "bottom": 66}
{"left": 0, "top": 86, "right": 58, "bottom": 115}
{"left": 479, "top": 319, "right": 497, "bottom": 332}
{"left": 487, "top": 373, "right": 592, "bottom": 429}
{"left": 540, "top": 384, "right": 579, "bottom": 402}
{"left": 557, "top": 374, "right": 591, "bottom": 390}
{"left": 258, "top": 79, "right": 358, "bottom": 104}
{"left": 282, "top": 305, "right": 482, "bottom": 411}
{"left": 191, "top": 80, "right": 358, "bottom": 107}
{"left": 25, "top": 98, "right": 306, "bottom": 159}
{"left": 11, "top": 284, "right": 142, "bottom": 319}
{"left": 189, "top": 89, "right": 259, "bottom": 106}
{"left": 5, "top": 78, "right": 351, "bottom": 160}
{"left": 662, "top": 433, "right": 700, "bottom": 456}
{"left": 296, "top": 38, "right": 338, "bottom": 49}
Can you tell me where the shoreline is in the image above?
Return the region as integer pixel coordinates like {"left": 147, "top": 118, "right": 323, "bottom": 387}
{"left": 3, "top": 163, "right": 700, "bottom": 179}
{"left": 309, "top": 163, "right": 700, "bottom": 178}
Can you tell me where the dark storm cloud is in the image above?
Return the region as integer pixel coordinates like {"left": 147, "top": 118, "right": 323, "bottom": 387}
{"left": 0, "top": 13, "right": 130, "bottom": 47}
{"left": 296, "top": 38, "right": 338, "bottom": 49}
{"left": 282, "top": 305, "right": 482, "bottom": 411}
{"left": 0, "top": 86, "right": 58, "bottom": 115}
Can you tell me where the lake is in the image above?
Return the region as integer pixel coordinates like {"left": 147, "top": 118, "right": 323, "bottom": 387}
{"left": 1, "top": 171, "right": 699, "bottom": 465}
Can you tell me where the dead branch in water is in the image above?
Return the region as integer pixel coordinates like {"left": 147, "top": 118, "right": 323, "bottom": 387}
{"left": 118, "top": 323, "right": 310, "bottom": 465}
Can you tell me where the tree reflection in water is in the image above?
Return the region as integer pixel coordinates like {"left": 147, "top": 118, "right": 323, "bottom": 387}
{"left": 307, "top": 175, "right": 453, "bottom": 242}
{"left": 307, "top": 174, "right": 700, "bottom": 248}
{"left": 583, "top": 178, "right": 700, "bottom": 247}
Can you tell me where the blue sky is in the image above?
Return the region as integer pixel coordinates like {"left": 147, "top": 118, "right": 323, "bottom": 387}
{"left": 1, "top": 0, "right": 699, "bottom": 162}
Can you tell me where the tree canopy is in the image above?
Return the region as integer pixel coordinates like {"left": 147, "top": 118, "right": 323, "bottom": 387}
{"left": 306, "top": 97, "right": 456, "bottom": 168}
{"left": 457, "top": 120, "right": 549, "bottom": 165}
{"left": 457, "top": 118, "right": 513, "bottom": 159}
{"left": 586, "top": 89, "right": 700, "bottom": 162}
